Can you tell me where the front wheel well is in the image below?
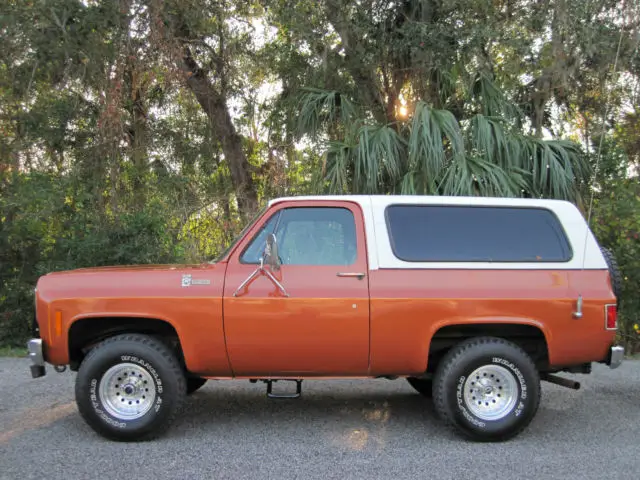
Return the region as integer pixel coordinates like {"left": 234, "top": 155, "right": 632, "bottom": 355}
{"left": 68, "top": 317, "right": 183, "bottom": 371}
{"left": 427, "top": 323, "right": 549, "bottom": 374}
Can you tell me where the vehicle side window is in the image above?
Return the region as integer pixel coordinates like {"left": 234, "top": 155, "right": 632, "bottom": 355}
{"left": 240, "top": 207, "right": 357, "bottom": 266}
{"left": 240, "top": 212, "right": 280, "bottom": 264}
{"left": 385, "top": 205, "right": 572, "bottom": 262}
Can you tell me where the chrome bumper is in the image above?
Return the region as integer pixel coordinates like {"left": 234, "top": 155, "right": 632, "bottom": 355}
{"left": 608, "top": 345, "right": 625, "bottom": 369}
{"left": 27, "top": 338, "right": 46, "bottom": 378}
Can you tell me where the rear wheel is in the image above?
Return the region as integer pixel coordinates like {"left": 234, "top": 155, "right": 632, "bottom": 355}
{"left": 75, "top": 333, "right": 186, "bottom": 441}
{"left": 406, "top": 377, "right": 433, "bottom": 397}
{"left": 433, "top": 336, "right": 540, "bottom": 442}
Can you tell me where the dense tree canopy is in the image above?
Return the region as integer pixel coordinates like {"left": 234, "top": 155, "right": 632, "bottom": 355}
{"left": 1, "top": 0, "right": 639, "bottom": 347}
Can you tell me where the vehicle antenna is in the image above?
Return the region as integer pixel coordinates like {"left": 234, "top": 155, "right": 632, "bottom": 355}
{"left": 580, "top": 24, "right": 625, "bottom": 270}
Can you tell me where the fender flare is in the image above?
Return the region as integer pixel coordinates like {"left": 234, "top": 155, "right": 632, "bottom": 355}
{"left": 424, "top": 316, "right": 553, "bottom": 368}
{"left": 66, "top": 312, "right": 185, "bottom": 360}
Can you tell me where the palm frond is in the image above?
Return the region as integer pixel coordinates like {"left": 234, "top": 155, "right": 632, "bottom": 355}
{"left": 439, "top": 155, "right": 528, "bottom": 198}
{"left": 324, "top": 140, "right": 354, "bottom": 194}
{"left": 537, "top": 139, "right": 588, "bottom": 200}
{"left": 472, "top": 72, "right": 521, "bottom": 122}
{"left": 507, "top": 137, "right": 588, "bottom": 199}
{"left": 295, "top": 88, "right": 357, "bottom": 139}
{"left": 399, "top": 171, "right": 418, "bottom": 195}
{"left": 468, "top": 116, "right": 588, "bottom": 200}
{"left": 427, "top": 67, "right": 458, "bottom": 107}
{"left": 408, "top": 102, "right": 465, "bottom": 192}
{"left": 469, "top": 114, "right": 510, "bottom": 169}
{"left": 354, "top": 124, "right": 406, "bottom": 193}
{"left": 308, "top": 87, "right": 588, "bottom": 202}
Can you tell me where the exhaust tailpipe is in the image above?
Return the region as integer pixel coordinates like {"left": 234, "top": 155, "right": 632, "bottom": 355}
{"left": 541, "top": 373, "right": 580, "bottom": 390}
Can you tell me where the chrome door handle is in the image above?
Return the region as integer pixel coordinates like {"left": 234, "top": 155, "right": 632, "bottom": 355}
{"left": 336, "top": 272, "right": 366, "bottom": 280}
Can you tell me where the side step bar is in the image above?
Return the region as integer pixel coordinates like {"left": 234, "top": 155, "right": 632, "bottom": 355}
{"left": 260, "top": 379, "right": 303, "bottom": 399}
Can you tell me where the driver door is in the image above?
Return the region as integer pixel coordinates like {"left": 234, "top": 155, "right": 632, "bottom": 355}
{"left": 222, "top": 201, "right": 370, "bottom": 376}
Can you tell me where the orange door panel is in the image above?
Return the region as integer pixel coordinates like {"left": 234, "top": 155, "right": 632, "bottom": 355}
{"left": 222, "top": 201, "right": 370, "bottom": 376}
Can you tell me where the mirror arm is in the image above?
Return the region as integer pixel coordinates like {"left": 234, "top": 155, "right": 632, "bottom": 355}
{"left": 232, "top": 267, "right": 263, "bottom": 297}
{"left": 233, "top": 256, "right": 290, "bottom": 298}
{"left": 262, "top": 269, "right": 290, "bottom": 297}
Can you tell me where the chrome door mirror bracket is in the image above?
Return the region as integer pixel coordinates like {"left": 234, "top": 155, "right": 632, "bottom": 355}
{"left": 233, "top": 252, "right": 289, "bottom": 298}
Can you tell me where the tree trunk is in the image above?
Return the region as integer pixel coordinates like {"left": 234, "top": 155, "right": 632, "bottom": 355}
{"left": 124, "top": 61, "right": 149, "bottom": 209}
{"left": 158, "top": 5, "right": 258, "bottom": 218}
{"left": 324, "top": 1, "right": 388, "bottom": 124}
{"left": 182, "top": 50, "right": 258, "bottom": 218}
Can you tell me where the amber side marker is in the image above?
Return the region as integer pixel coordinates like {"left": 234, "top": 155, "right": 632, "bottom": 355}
{"left": 55, "top": 311, "right": 62, "bottom": 337}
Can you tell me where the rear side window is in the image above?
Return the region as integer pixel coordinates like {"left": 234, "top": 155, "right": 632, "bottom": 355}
{"left": 385, "top": 205, "right": 572, "bottom": 262}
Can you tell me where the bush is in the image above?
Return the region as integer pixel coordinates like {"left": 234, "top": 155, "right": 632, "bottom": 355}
{"left": 2, "top": 169, "right": 639, "bottom": 354}
{"left": 592, "top": 178, "right": 640, "bottom": 354}
{"left": 0, "top": 172, "right": 185, "bottom": 346}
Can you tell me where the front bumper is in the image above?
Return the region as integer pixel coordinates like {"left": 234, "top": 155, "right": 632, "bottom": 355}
{"left": 608, "top": 345, "right": 625, "bottom": 369}
{"left": 27, "top": 338, "right": 46, "bottom": 378}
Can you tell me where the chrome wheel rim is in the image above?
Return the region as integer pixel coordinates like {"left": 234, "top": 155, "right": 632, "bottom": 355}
{"left": 463, "top": 364, "right": 519, "bottom": 421}
{"left": 98, "top": 362, "right": 156, "bottom": 420}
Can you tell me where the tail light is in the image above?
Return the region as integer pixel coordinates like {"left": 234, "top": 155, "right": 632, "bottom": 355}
{"left": 605, "top": 304, "right": 617, "bottom": 330}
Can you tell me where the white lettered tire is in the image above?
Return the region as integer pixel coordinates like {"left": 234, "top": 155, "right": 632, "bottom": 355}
{"left": 433, "top": 337, "right": 541, "bottom": 441}
{"left": 75, "top": 333, "right": 186, "bottom": 441}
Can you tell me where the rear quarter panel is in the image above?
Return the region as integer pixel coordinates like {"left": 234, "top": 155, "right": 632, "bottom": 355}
{"left": 369, "top": 268, "right": 615, "bottom": 375}
{"left": 366, "top": 196, "right": 616, "bottom": 375}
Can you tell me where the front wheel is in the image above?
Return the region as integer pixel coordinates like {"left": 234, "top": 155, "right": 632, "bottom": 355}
{"left": 75, "top": 334, "right": 186, "bottom": 441}
{"left": 433, "top": 337, "right": 540, "bottom": 442}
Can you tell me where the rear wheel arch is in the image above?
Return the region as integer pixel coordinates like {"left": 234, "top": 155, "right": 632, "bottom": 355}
{"left": 68, "top": 315, "right": 185, "bottom": 371}
{"left": 426, "top": 321, "right": 550, "bottom": 374}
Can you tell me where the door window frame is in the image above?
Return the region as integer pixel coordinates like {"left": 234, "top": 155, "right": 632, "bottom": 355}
{"left": 228, "top": 200, "right": 368, "bottom": 268}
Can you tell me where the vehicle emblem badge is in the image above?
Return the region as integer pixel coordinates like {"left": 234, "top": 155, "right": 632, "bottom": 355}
{"left": 181, "top": 274, "right": 211, "bottom": 287}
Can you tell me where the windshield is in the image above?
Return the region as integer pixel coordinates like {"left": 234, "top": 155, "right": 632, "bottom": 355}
{"left": 210, "top": 204, "right": 268, "bottom": 263}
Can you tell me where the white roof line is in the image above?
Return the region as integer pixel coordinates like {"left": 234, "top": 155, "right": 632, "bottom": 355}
{"left": 268, "top": 195, "right": 575, "bottom": 208}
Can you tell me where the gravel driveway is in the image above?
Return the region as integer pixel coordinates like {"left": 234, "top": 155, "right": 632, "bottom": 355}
{"left": 1, "top": 357, "right": 639, "bottom": 480}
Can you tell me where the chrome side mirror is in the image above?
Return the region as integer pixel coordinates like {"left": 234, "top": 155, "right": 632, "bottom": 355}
{"left": 263, "top": 233, "right": 281, "bottom": 271}
{"left": 234, "top": 233, "right": 287, "bottom": 297}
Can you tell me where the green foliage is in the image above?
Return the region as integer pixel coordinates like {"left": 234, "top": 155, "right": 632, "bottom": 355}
{"left": 0, "top": 278, "right": 36, "bottom": 348}
{"left": 55, "top": 210, "right": 183, "bottom": 269}
{"left": 592, "top": 178, "right": 640, "bottom": 353}
{"left": 0, "top": 172, "right": 186, "bottom": 346}
{"left": 299, "top": 92, "right": 590, "bottom": 199}
{"left": 0, "top": 346, "right": 27, "bottom": 358}
{"left": 296, "top": 88, "right": 357, "bottom": 139}
{"left": 1, "top": 0, "right": 639, "bottom": 349}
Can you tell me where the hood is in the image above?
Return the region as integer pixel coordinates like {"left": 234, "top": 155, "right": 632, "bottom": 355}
{"left": 48, "top": 263, "right": 210, "bottom": 275}
{"left": 36, "top": 262, "right": 224, "bottom": 303}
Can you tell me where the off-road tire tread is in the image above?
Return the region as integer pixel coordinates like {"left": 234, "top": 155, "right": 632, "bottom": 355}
{"left": 76, "top": 333, "right": 186, "bottom": 441}
{"left": 601, "top": 246, "right": 622, "bottom": 300}
{"left": 433, "top": 336, "right": 541, "bottom": 442}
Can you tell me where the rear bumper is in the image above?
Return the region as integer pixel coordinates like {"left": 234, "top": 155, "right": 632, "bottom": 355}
{"left": 27, "top": 338, "right": 46, "bottom": 378}
{"left": 607, "top": 345, "right": 625, "bottom": 369}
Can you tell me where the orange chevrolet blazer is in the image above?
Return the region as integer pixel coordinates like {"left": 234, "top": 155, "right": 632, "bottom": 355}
{"left": 27, "top": 195, "right": 624, "bottom": 442}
